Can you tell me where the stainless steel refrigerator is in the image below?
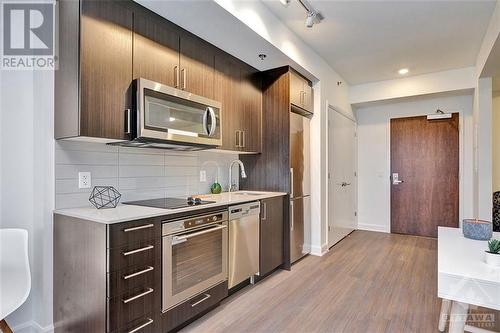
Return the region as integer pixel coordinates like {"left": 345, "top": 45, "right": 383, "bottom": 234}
{"left": 290, "top": 110, "right": 311, "bottom": 263}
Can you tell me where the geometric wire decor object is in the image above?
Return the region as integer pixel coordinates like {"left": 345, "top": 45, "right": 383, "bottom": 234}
{"left": 89, "top": 186, "right": 121, "bottom": 209}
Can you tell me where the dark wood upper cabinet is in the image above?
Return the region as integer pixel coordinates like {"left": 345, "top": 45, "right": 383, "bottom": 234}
{"left": 80, "top": 0, "right": 133, "bottom": 140}
{"left": 260, "top": 196, "right": 284, "bottom": 276}
{"left": 179, "top": 33, "right": 215, "bottom": 99}
{"left": 239, "top": 63, "right": 262, "bottom": 153}
{"left": 133, "top": 9, "right": 180, "bottom": 88}
{"left": 289, "top": 70, "right": 313, "bottom": 114}
{"left": 215, "top": 51, "right": 241, "bottom": 151}
{"left": 215, "top": 51, "right": 262, "bottom": 153}
{"left": 55, "top": 0, "right": 262, "bottom": 151}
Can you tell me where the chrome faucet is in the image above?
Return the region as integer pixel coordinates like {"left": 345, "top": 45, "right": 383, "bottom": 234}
{"left": 228, "top": 160, "right": 247, "bottom": 192}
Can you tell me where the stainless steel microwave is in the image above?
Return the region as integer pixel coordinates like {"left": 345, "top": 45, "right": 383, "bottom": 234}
{"left": 133, "top": 78, "right": 222, "bottom": 149}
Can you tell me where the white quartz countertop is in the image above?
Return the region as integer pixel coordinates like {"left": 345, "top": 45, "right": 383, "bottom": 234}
{"left": 53, "top": 191, "right": 287, "bottom": 224}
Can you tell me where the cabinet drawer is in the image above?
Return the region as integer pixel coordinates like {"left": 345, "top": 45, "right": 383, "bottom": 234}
{"left": 107, "top": 262, "right": 157, "bottom": 298}
{"left": 108, "top": 240, "right": 159, "bottom": 273}
{"left": 107, "top": 288, "right": 156, "bottom": 332}
{"left": 108, "top": 219, "right": 160, "bottom": 249}
{"left": 162, "top": 281, "right": 228, "bottom": 332}
{"left": 110, "top": 313, "right": 156, "bottom": 333}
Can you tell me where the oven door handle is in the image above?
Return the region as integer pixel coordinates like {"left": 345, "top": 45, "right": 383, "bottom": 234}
{"left": 172, "top": 225, "right": 227, "bottom": 244}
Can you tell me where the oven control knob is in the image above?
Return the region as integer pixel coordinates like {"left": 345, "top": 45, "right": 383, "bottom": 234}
{"left": 212, "top": 216, "right": 217, "bottom": 222}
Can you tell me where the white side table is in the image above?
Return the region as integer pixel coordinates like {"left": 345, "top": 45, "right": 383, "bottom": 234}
{"left": 438, "top": 227, "right": 500, "bottom": 333}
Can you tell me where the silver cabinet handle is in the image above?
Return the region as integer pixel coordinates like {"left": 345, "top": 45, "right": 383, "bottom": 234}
{"left": 127, "top": 318, "right": 153, "bottom": 333}
{"left": 123, "top": 266, "right": 154, "bottom": 280}
{"left": 174, "top": 66, "right": 179, "bottom": 88}
{"left": 173, "top": 225, "right": 227, "bottom": 243}
{"left": 290, "top": 201, "right": 294, "bottom": 231}
{"left": 122, "top": 245, "right": 154, "bottom": 257}
{"left": 123, "top": 224, "right": 154, "bottom": 233}
{"left": 262, "top": 202, "right": 267, "bottom": 221}
{"left": 241, "top": 131, "right": 245, "bottom": 148}
{"left": 191, "top": 293, "right": 211, "bottom": 307}
{"left": 125, "top": 108, "right": 131, "bottom": 135}
{"left": 181, "top": 68, "right": 187, "bottom": 90}
{"left": 290, "top": 168, "right": 294, "bottom": 198}
{"left": 235, "top": 130, "right": 240, "bottom": 148}
{"left": 122, "top": 288, "right": 154, "bottom": 304}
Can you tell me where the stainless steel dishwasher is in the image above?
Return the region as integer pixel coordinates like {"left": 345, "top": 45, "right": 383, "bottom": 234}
{"left": 228, "top": 201, "right": 260, "bottom": 288}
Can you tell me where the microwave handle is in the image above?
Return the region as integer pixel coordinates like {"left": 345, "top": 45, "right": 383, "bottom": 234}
{"left": 202, "top": 108, "right": 210, "bottom": 136}
{"left": 208, "top": 107, "right": 217, "bottom": 137}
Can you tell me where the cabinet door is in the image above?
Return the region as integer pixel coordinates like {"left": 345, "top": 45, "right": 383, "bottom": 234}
{"left": 179, "top": 33, "right": 215, "bottom": 99}
{"left": 289, "top": 71, "right": 304, "bottom": 109}
{"left": 239, "top": 63, "right": 262, "bottom": 153}
{"left": 133, "top": 9, "right": 180, "bottom": 88}
{"left": 302, "top": 82, "right": 313, "bottom": 113}
{"left": 80, "top": 0, "right": 133, "bottom": 140}
{"left": 260, "top": 197, "right": 284, "bottom": 276}
{"left": 215, "top": 51, "right": 241, "bottom": 151}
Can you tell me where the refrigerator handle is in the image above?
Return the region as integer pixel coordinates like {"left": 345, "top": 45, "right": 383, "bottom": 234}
{"left": 290, "top": 201, "right": 294, "bottom": 231}
{"left": 290, "top": 168, "right": 294, "bottom": 198}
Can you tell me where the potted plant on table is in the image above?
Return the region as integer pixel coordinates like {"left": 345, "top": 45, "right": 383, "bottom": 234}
{"left": 485, "top": 239, "right": 500, "bottom": 267}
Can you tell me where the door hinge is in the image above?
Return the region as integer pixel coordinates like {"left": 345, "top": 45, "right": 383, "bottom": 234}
{"left": 354, "top": 211, "right": 357, "bottom": 217}
{"left": 328, "top": 225, "right": 331, "bottom": 231}
{"left": 354, "top": 171, "right": 357, "bottom": 177}
{"left": 328, "top": 172, "right": 331, "bottom": 179}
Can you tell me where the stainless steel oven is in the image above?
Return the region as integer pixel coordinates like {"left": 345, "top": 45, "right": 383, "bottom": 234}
{"left": 162, "top": 210, "right": 228, "bottom": 311}
{"left": 135, "top": 78, "right": 222, "bottom": 148}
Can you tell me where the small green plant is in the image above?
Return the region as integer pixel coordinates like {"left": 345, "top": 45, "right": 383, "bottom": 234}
{"left": 488, "top": 239, "right": 500, "bottom": 254}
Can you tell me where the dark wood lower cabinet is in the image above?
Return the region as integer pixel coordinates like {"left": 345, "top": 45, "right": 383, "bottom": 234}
{"left": 260, "top": 197, "right": 285, "bottom": 276}
{"left": 162, "top": 282, "right": 228, "bottom": 332}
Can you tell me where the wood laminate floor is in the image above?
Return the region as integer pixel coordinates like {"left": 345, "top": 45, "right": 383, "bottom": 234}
{"left": 181, "top": 230, "right": 498, "bottom": 333}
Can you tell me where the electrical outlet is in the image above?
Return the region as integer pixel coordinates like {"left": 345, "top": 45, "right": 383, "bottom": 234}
{"left": 78, "top": 172, "right": 91, "bottom": 189}
{"left": 199, "top": 170, "right": 207, "bottom": 182}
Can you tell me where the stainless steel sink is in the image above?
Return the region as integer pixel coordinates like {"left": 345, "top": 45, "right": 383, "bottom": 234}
{"left": 233, "top": 192, "right": 264, "bottom": 196}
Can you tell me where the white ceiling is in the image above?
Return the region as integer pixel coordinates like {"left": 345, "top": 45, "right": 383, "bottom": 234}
{"left": 262, "top": 0, "right": 496, "bottom": 85}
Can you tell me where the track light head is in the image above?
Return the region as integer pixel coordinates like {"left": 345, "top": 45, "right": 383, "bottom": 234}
{"left": 305, "top": 10, "right": 323, "bottom": 28}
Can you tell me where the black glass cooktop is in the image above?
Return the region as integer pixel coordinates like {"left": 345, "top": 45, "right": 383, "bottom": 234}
{"left": 123, "top": 197, "right": 215, "bottom": 210}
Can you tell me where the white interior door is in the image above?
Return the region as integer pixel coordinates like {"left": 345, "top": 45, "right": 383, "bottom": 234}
{"left": 328, "top": 108, "right": 357, "bottom": 248}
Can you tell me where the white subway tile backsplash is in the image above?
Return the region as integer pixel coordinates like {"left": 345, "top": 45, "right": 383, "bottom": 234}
{"left": 55, "top": 141, "right": 239, "bottom": 209}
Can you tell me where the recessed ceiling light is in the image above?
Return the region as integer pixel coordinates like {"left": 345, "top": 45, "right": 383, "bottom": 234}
{"left": 398, "top": 68, "right": 409, "bottom": 75}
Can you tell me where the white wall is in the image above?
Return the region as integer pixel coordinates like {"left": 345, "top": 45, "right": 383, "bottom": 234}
{"left": 350, "top": 67, "right": 476, "bottom": 105}
{"left": 493, "top": 89, "right": 500, "bottom": 192}
{"left": 55, "top": 141, "right": 238, "bottom": 209}
{"left": 355, "top": 93, "right": 474, "bottom": 233}
{"left": 0, "top": 68, "right": 55, "bottom": 332}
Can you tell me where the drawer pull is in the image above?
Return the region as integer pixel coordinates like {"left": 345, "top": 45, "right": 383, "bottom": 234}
{"left": 122, "top": 245, "right": 154, "bottom": 257}
{"left": 127, "top": 318, "right": 153, "bottom": 333}
{"left": 122, "top": 288, "right": 154, "bottom": 304}
{"left": 123, "top": 266, "right": 154, "bottom": 280}
{"left": 123, "top": 224, "right": 155, "bottom": 233}
{"left": 190, "top": 293, "right": 211, "bottom": 307}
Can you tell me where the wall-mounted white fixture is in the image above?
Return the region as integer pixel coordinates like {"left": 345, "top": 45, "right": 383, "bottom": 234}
{"left": 280, "top": 0, "right": 291, "bottom": 7}
{"left": 398, "top": 68, "right": 409, "bottom": 75}
{"left": 427, "top": 109, "right": 452, "bottom": 120}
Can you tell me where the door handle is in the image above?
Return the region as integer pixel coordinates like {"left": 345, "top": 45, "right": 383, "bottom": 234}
{"left": 339, "top": 182, "right": 351, "bottom": 187}
{"left": 290, "top": 201, "right": 294, "bottom": 231}
{"left": 392, "top": 173, "right": 404, "bottom": 185}
{"left": 241, "top": 131, "right": 245, "bottom": 148}
{"left": 235, "top": 130, "right": 241, "bottom": 148}
{"left": 262, "top": 202, "right": 267, "bottom": 221}
{"left": 290, "top": 168, "right": 294, "bottom": 198}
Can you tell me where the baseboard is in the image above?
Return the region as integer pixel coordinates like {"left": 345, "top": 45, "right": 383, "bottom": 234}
{"left": 12, "top": 321, "right": 54, "bottom": 333}
{"left": 357, "top": 223, "right": 390, "bottom": 233}
{"left": 310, "top": 243, "right": 328, "bottom": 256}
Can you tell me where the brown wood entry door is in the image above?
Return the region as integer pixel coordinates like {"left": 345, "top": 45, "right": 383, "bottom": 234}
{"left": 390, "top": 113, "right": 459, "bottom": 237}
